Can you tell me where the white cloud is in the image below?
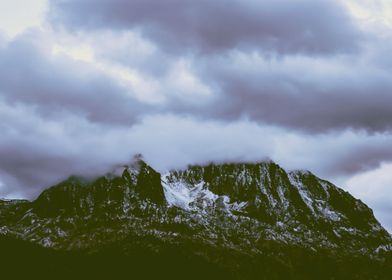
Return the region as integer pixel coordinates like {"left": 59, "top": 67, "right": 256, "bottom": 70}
{"left": 45, "top": 29, "right": 215, "bottom": 105}
{"left": 345, "top": 0, "right": 392, "bottom": 34}
{"left": 0, "top": 0, "right": 47, "bottom": 38}
{"left": 164, "top": 59, "right": 214, "bottom": 104}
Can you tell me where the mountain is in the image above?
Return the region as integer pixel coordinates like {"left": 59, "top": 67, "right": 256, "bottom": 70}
{"left": 1, "top": 159, "right": 391, "bottom": 279}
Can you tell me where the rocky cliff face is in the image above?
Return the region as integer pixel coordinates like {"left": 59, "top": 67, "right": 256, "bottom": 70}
{"left": 1, "top": 160, "right": 391, "bottom": 278}
{"left": 162, "top": 162, "right": 391, "bottom": 253}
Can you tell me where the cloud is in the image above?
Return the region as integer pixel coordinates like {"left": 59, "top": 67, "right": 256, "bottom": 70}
{"left": 332, "top": 141, "right": 392, "bottom": 175}
{"left": 0, "top": 30, "right": 151, "bottom": 126}
{"left": 46, "top": 1, "right": 392, "bottom": 134}
{"left": 49, "top": 0, "right": 361, "bottom": 55}
{"left": 191, "top": 49, "right": 392, "bottom": 133}
{"left": 3, "top": 104, "right": 392, "bottom": 201}
{"left": 346, "top": 163, "right": 392, "bottom": 232}
{"left": 0, "top": 101, "right": 138, "bottom": 198}
{"left": 0, "top": 0, "right": 47, "bottom": 37}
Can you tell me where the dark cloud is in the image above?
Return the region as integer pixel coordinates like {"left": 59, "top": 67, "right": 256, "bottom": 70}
{"left": 185, "top": 52, "right": 392, "bottom": 134}
{"left": 49, "top": 0, "right": 361, "bottom": 55}
{"left": 331, "top": 144, "right": 392, "bottom": 175}
{"left": 0, "top": 31, "right": 151, "bottom": 126}
{"left": 0, "top": 144, "right": 77, "bottom": 198}
{"left": 47, "top": 0, "right": 392, "bottom": 134}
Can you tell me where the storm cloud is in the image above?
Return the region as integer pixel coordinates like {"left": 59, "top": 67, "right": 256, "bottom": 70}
{"left": 49, "top": 0, "right": 361, "bottom": 55}
{"left": 193, "top": 49, "right": 392, "bottom": 133}
{"left": 47, "top": 0, "right": 392, "bottom": 134}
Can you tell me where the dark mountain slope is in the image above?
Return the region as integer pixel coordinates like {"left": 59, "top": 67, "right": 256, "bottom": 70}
{"left": 1, "top": 160, "right": 391, "bottom": 279}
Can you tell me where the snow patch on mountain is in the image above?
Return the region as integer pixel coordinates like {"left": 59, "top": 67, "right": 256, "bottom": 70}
{"left": 162, "top": 174, "right": 219, "bottom": 210}
{"left": 288, "top": 172, "right": 315, "bottom": 213}
{"left": 161, "top": 173, "right": 248, "bottom": 213}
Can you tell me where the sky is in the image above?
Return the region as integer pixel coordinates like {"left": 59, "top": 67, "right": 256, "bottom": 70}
{"left": 0, "top": 0, "right": 391, "bottom": 231}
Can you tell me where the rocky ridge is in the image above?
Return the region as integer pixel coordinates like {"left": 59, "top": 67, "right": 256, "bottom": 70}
{"left": 0, "top": 160, "right": 391, "bottom": 278}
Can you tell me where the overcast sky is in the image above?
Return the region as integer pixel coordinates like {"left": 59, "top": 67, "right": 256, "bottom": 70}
{"left": 0, "top": 0, "right": 391, "bottom": 231}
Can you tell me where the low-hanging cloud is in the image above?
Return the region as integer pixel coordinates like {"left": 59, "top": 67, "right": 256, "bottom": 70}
{"left": 0, "top": 101, "right": 137, "bottom": 198}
